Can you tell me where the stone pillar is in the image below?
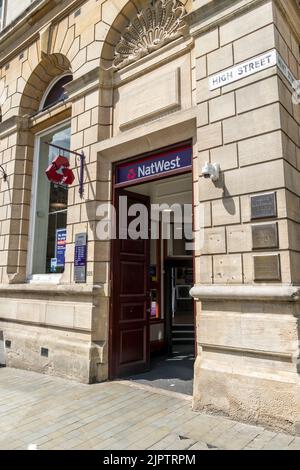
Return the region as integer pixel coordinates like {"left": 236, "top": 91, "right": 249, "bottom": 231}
{"left": 0, "top": 117, "right": 33, "bottom": 284}
{"left": 61, "top": 67, "right": 114, "bottom": 381}
{"left": 190, "top": 0, "right": 300, "bottom": 433}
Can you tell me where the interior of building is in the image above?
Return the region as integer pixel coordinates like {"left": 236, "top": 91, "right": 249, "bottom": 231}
{"left": 121, "top": 172, "right": 195, "bottom": 395}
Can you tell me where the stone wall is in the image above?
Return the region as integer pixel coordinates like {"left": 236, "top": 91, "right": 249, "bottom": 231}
{"left": 191, "top": 0, "right": 300, "bottom": 433}
{"left": 0, "top": 0, "right": 193, "bottom": 384}
{"left": 0, "top": 0, "right": 299, "bottom": 433}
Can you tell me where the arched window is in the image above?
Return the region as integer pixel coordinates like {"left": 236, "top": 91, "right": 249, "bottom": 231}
{"left": 40, "top": 74, "right": 72, "bottom": 111}
{"left": 29, "top": 74, "right": 73, "bottom": 279}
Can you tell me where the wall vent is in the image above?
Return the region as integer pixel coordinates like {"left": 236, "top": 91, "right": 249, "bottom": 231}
{"left": 41, "top": 348, "right": 49, "bottom": 358}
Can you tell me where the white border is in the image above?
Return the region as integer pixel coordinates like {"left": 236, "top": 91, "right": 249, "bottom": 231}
{"left": 27, "top": 119, "right": 71, "bottom": 284}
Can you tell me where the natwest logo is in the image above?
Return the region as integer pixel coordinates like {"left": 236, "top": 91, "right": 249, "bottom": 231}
{"left": 45, "top": 155, "right": 75, "bottom": 186}
{"left": 116, "top": 146, "right": 192, "bottom": 186}
{"left": 127, "top": 168, "right": 137, "bottom": 181}
{"left": 137, "top": 156, "right": 181, "bottom": 178}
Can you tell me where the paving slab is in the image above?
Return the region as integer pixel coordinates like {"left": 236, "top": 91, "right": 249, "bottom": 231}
{"left": 0, "top": 367, "right": 298, "bottom": 450}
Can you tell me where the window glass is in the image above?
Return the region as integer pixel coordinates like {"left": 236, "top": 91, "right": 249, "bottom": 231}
{"left": 0, "top": 0, "right": 37, "bottom": 31}
{"left": 149, "top": 238, "right": 160, "bottom": 319}
{"left": 42, "top": 75, "right": 72, "bottom": 110}
{"left": 167, "top": 223, "right": 193, "bottom": 257}
{"left": 32, "top": 125, "right": 71, "bottom": 275}
{"left": 0, "top": 1, "right": 3, "bottom": 30}
{"left": 5, "top": 0, "right": 32, "bottom": 27}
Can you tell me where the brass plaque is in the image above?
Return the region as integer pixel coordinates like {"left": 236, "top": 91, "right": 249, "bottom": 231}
{"left": 251, "top": 193, "right": 277, "bottom": 220}
{"left": 254, "top": 255, "right": 281, "bottom": 281}
{"left": 252, "top": 223, "right": 278, "bottom": 250}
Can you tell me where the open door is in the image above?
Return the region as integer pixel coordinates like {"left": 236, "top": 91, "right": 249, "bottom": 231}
{"left": 110, "top": 189, "right": 151, "bottom": 378}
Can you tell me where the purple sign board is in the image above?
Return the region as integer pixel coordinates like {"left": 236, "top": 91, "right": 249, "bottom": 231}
{"left": 74, "top": 233, "right": 87, "bottom": 283}
{"left": 116, "top": 146, "right": 192, "bottom": 186}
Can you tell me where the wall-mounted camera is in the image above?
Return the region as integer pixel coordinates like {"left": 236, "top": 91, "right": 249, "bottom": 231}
{"left": 201, "top": 162, "right": 220, "bottom": 182}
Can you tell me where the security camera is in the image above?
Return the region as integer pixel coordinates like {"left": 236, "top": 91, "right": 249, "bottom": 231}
{"left": 201, "top": 162, "right": 220, "bottom": 182}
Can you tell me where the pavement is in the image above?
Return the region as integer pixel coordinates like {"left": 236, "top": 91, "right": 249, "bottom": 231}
{"left": 128, "top": 345, "right": 195, "bottom": 396}
{"left": 0, "top": 367, "right": 300, "bottom": 450}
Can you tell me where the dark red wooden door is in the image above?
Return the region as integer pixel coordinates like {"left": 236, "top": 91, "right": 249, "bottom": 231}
{"left": 110, "top": 189, "right": 150, "bottom": 378}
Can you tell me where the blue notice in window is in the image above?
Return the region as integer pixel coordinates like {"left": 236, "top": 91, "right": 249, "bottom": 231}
{"left": 56, "top": 228, "right": 67, "bottom": 267}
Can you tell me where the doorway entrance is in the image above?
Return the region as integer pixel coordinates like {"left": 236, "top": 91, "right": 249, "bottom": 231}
{"left": 110, "top": 189, "right": 151, "bottom": 378}
{"left": 110, "top": 143, "right": 195, "bottom": 393}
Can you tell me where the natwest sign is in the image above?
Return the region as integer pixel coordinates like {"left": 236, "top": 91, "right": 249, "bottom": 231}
{"left": 116, "top": 146, "right": 192, "bottom": 186}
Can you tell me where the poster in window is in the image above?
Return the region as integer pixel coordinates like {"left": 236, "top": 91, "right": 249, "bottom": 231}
{"left": 56, "top": 228, "right": 67, "bottom": 267}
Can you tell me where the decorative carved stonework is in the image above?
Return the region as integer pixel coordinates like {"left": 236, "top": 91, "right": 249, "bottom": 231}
{"left": 114, "top": 0, "right": 188, "bottom": 70}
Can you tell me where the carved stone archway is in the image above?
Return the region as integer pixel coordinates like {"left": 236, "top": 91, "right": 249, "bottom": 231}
{"left": 19, "top": 53, "right": 72, "bottom": 116}
{"left": 114, "top": 0, "right": 188, "bottom": 69}
{"left": 100, "top": 0, "right": 191, "bottom": 70}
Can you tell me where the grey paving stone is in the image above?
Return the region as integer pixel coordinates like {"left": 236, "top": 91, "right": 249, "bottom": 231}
{"left": 0, "top": 367, "right": 298, "bottom": 451}
{"left": 261, "top": 433, "right": 295, "bottom": 450}
{"left": 150, "top": 433, "right": 196, "bottom": 450}
{"left": 287, "top": 438, "right": 300, "bottom": 450}
{"left": 188, "top": 441, "right": 210, "bottom": 450}
{"left": 245, "top": 430, "right": 278, "bottom": 450}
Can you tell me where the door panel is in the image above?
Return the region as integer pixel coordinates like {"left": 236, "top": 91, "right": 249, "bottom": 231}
{"left": 111, "top": 189, "right": 150, "bottom": 378}
{"left": 121, "top": 303, "right": 146, "bottom": 322}
{"left": 120, "top": 262, "right": 145, "bottom": 295}
{"left": 120, "top": 329, "right": 146, "bottom": 365}
{"left": 121, "top": 239, "right": 145, "bottom": 254}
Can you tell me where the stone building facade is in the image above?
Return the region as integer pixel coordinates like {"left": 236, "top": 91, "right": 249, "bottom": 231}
{"left": 0, "top": 0, "right": 300, "bottom": 434}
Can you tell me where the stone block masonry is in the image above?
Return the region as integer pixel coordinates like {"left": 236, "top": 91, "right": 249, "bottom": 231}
{"left": 0, "top": 0, "right": 299, "bottom": 436}
{"left": 191, "top": 0, "right": 300, "bottom": 433}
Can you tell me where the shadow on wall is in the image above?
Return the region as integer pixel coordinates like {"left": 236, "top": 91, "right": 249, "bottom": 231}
{"left": 210, "top": 170, "right": 237, "bottom": 216}
{"left": 223, "top": 196, "right": 237, "bottom": 216}
{"left": 0, "top": 331, "right": 6, "bottom": 366}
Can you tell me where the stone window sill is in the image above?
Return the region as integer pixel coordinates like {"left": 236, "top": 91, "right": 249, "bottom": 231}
{"left": 28, "top": 274, "right": 62, "bottom": 285}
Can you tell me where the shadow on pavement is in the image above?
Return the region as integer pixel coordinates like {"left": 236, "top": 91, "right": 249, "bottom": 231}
{"left": 127, "top": 345, "right": 195, "bottom": 396}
